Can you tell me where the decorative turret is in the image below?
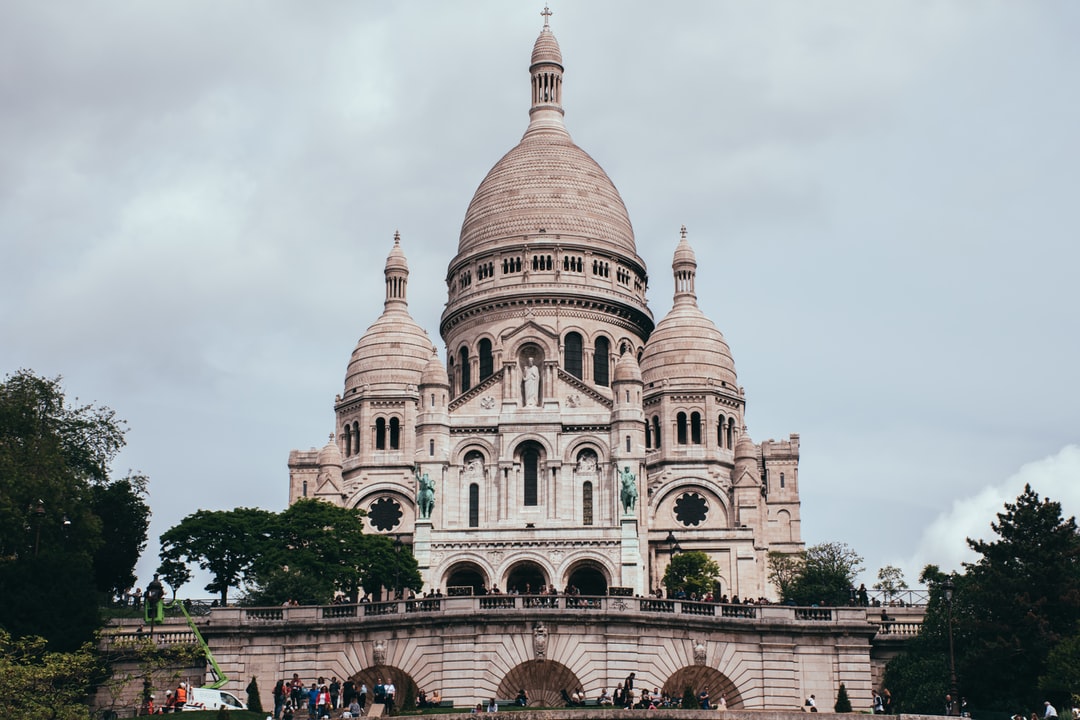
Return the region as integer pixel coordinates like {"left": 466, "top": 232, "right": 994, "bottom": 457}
{"left": 528, "top": 5, "right": 565, "bottom": 132}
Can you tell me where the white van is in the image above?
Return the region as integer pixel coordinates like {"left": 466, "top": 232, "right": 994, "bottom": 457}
{"left": 185, "top": 687, "right": 248, "bottom": 711}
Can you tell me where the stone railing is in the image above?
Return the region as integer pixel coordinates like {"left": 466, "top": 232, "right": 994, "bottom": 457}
{"left": 208, "top": 596, "right": 885, "bottom": 630}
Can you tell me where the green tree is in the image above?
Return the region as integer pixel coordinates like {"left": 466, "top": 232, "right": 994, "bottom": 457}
{"left": 246, "top": 676, "right": 263, "bottom": 713}
{"left": 777, "top": 542, "right": 863, "bottom": 606}
{"left": 158, "top": 507, "right": 275, "bottom": 604}
{"left": 90, "top": 474, "right": 152, "bottom": 599}
{"left": 873, "top": 565, "right": 909, "bottom": 603}
{"left": 885, "top": 485, "right": 1080, "bottom": 713}
{"left": 1040, "top": 631, "right": 1080, "bottom": 702}
{"left": 767, "top": 550, "right": 805, "bottom": 600}
{"left": 0, "top": 370, "right": 149, "bottom": 649}
{"left": 0, "top": 629, "right": 100, "bottom": 720}
{"left": 248, "top": 499, "right": 421, "bottom": 605}
{"left": 662, "top": 551, "right": 720, "bottom": 598}
{"left": 834, "top": 683, "right": 852, "bottom": 713}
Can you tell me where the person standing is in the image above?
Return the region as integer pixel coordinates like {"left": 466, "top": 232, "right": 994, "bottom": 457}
{"left": 1045, "top": 702, "right": 1059, "bottom": 719}
{"left": 358, "top": 683, "right": 368, "bottom": 712}
{"left": 624, "top": 673, "right": 636, "bottom": 709}
{"left": 329, "top": 678, "right": 341, "bottom": 710}
{"left": 273, "top": 679, "right": 286, "bottom": 720}
{"left": 385, "top": 680, "right": 396, "bottom": 715}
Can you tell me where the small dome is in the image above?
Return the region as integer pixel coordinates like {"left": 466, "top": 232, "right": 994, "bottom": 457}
{"left": 318, "top": 434, "right": 343, "bottom": 469}
{"left": 344, "top": 310, "right": 434, "bottom": 395}
{"left": 531, "top": 25, "right": 563, "bottom": 67}
{"left": 673, "top": 226, "right": 696, "bottom": 267}
{"left": 613, "top": 351, "right": 642, "bottom": 384}
{"left": 386, "top": 231, "right": 408, "bottom": 271}
{"left": 640, "top": 302, "right": 737, "bottom": 389}
{"left": 421, "top": 349, "right": 449, "bottom": 387}
{"left": 735, "top": 432, "right": 756, "bottom": 462}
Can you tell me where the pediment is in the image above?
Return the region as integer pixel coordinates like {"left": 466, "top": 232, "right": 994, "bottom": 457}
{"left": 732, "top": 466, "right": 761, "bottom": 488}
{"left": 500, "top": 319, "right": 559, "bottom": 343}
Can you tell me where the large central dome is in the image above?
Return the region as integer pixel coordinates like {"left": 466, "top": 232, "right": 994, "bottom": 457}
{"left": 455, "top": 21, "right": 638, "bottom": 259}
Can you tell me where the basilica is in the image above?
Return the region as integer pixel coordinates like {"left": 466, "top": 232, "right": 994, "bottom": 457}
{"left": 288, "top": 12, "right": 803, "bottom": 600}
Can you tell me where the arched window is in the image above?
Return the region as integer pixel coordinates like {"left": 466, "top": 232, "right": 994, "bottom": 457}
{"left": 593, "top": 336, "right": 610, "bottom": 386}
{"left": 478, "top": 338, "right": 493, "bottom": 381}
{"left": 645, "top": 421, "right": 652, "bottom": 449}
{"left": 780, "top": 472, "right": 785, "bottom": 489}
{"left": 727, "top": 422, "right": 734, "bottom": 449}
{"left": 523, "top": 446, "right": 539, "bottom": 506}
{"left": 717, "top": 414, "right": 726, "bottom": 449}
{"left": 342, "top": 425, "right": 352, "bottom": 458}
{"left": 459, "top": 347, "right": 471, "bottom": 392}
{"left": 626, "top": 434, "right": 631, "bottom": 452}
{"left": 469, "top": 483, "right": 480, "bottom": 528}
{"left": 352, "top": 421, "right": 360, "bottom": 455}
{"left": 429, "top": 439, "right": 435, "bottom": 457}
{"left": 565, "top": 332, "right": 583, "bottom": 379}
{"left": 677, "top": 412, "right": 688, "bottom": 445}
{"left": 582, "top": 481, "right": 593, "bottom": 526}
{"left": 375, "top": 418, "right": 387, "bottom": 450}
{"left": 389, "top": 417, "right": 400, "bottom": 449}
{"left": 652, "top": 416, "right": 661, "bottom": 448}
{"left": 302, "top": 480, "right": 308, "bottom": 497}
{"left": 691, "top": 412, "right": 702, "bottom": 444}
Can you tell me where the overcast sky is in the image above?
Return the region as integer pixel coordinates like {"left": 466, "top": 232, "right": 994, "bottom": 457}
{"left": 3, "top": 1, "right": 1078, "bottom": 597}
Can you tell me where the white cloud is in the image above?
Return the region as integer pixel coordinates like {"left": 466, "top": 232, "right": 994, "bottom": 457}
{"left": 904, "top": 445, "right": 1080, "bottom": 581}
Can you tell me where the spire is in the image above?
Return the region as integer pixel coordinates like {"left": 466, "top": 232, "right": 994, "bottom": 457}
{"left": 384, "top": 230, "right": 410, "bottom": 309}
{"left": 528, "top": 5, "right": 566, "bottom": 132}
{"left": 672, "top": 225, "right": 698, "bottom": 305}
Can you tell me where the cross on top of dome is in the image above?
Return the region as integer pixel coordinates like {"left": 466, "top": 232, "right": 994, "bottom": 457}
{"left": 541, "top": 4, "right": 552, "bottom": 28}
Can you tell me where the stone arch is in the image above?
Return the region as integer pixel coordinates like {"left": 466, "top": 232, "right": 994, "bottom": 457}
{"left": 451, "top": 439, "right": 497, "bottom": 466}
{"left": 443, "top": 560, "right": 490, "bottom": 594}
{"left": 775, "top": 508, "right": 793, "bottom": 542}
{"left": 651, "top": 480, "right": 731, "bottom": 528}
{"left": 662, "top": 665, "right": 744, "bottom": 709}
{"left": 563, "top": 557, "right": 609, "bottom": 596}
{"left": 563, "top": 437, "right": 607, "bottom": 466}
{"left": 505, "top": 559, "right": 549, "bottom": 595}
{"left": 351, "top": 666, "right": 419, "bottom": 713}
{"left": 496, "top": 659, "right": 583, "bottom": 708}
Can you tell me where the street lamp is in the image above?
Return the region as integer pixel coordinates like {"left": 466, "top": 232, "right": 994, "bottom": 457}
{"left": 942, "top": 578, "right": 959, "bottom": 716}
{"left": 393, "top": 535, "right": 404, "bottom": 600}
{"left": 33, "top": 499, "right": 45, "bottom": 556}
{"left": 665, "top": 530, "right": 682, "bottom": 555}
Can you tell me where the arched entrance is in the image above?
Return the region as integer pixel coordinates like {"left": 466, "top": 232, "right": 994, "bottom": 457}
{"left": 506, "top": 560, "right": 547, "bottom": 595}
{"left": 445, "top": 561, "right": 488, "bottom": 594}
{"left": 505, "top": 561, "right": 548, "bottom": 595}
{"left": 351, "top": 666, "right": 420, "bottom": 713}
{"left": 663, "top": 666, "right": 744, "bottom": 709}
{"left": 496, "top": 659, "right": 583, "bottom": 707}
{"left": 565, "top": 560, "right": 608, "bottom": 596}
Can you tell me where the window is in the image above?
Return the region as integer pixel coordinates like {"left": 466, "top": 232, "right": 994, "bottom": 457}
{"left": 645, "top": 422, "right": 652, "bottom": 449}
{"left": 302, "top": 480, "right": 307, "bottom": 497}
{"left": 626, "top": 434, "right": 631, "bottom": 452}
{"left": 523, "top": 447, "right": 539, "bottom": 506}
{"left": 691, "top": 412, "right": 702, "bottom": 444}
{"left": 469, "top": 483, "right": 479, "bottom": 527}
{"left": 353, "top": 421, "right": 360, "bottom": 454}
{"left": 459, "top": 346, "right": 471, "bottom": 392}
{"left": 376, "top": 418, "right": 386, "bottom": 450}
{"left": 780, "top": 472, "right": 785, "bottom": 489}
{"left": 389, "top": 417, "right": 400, "bottom": 450}
{"left": 582, "top": 481, "right": 593, "bottom": 526}
{"left": 479, "top": 338, "right": 493, "bottom": 381}
{"left": 652, "top": 416, "right": 661, "bottom": 447}
{"left": 342, "top": 425, "right": 352, "bottom": 458}
{"left": 717, "top": 414, "right": 726, "bottom": 448}
{"left": 594, "top": 336, "right": 610, "bottom": 386}
{"left": 677, "top": 412, "right": 688, "bottom": 445}
{"left": 429, "top": 439, "right": 435, "bottom": 456}
{"left": 565, "top": 332, "right": 583, "bottom": 379}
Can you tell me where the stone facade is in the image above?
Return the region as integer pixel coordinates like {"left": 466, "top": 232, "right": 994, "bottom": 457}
{"left": 288, "top": 13, "right": 803, "bottom": 601}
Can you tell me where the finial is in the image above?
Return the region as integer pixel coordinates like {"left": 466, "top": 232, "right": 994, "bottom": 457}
{"left": 680, "top": 225, "right": 687, "bottom": 239}
{"left": 393, "top": 229, "right": 401, "bottom": 245}
{"left": 329, "top": 432, "right": 335, "bottom": 442}
{"left": 541, "top": 4, "right": 552, "bottom": 28}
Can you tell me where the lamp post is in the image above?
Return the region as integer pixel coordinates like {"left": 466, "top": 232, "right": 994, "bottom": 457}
{"left": 942, "top": 578, "right": 959, "bottom": 716}
{"left": 392, "top": 535, "right": 404, "bottom": 601}
{"left": 33, "top": 499, "right": 45, "bottom": 556}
